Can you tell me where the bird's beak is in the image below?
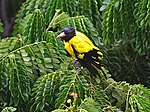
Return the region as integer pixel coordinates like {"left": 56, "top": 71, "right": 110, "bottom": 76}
{"left": 57, "top": 32, "right": 66, "bottom": 38}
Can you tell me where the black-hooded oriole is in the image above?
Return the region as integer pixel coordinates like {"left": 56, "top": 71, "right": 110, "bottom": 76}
{"left": 57, "top": 27, "right": 106, "bottom": 78}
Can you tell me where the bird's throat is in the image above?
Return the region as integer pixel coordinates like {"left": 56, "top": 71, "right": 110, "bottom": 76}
{"left": 64, "top": 35, "right": 75, "bottom": 42}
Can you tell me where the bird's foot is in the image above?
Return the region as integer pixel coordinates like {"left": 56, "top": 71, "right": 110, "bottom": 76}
{"left": 73, "top": 58, "right": 83, "bottom": 75}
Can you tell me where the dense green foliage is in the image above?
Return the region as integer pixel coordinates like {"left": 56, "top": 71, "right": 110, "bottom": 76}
{"left": 100, "top": 0, "right": 150, "bottom": 86}
{"left": 0, "top": 0, "right": 149, "bottom": 112}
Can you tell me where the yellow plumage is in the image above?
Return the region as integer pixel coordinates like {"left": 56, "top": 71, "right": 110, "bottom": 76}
{"left": 64, "top": 31, "right": 102, "bottom": 59}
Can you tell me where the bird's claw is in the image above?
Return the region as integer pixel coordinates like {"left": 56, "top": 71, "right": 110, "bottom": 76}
{"left": 73, "top": 58, "right": 83, "bottom": 75}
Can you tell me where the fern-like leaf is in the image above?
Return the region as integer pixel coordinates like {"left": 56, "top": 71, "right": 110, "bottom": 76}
{"left": 46, "top": 31, "right": 67, "bottom": 60}
{"left": 13, "top": 0, "right": 102, "bottom": 37}
{"left": 133, "top": 0, "right": 150, "bottom": 28}
{"left": 0, "top": 41, "right": 62, "bottom": 109}
{"left": 80, "top": 97, "right": 102, "bottom": 112}
{"left": 29, "top": 72, "right": 62, "bottom": 112}
{"left": 55, "top": 70, "right": 90, "bottom": 109}
{"left": 104, "top": 81, "right": 150, "bottom": 111}
{"left": 0, "top": 36, "right": 23, "bottom": 61}
{"left": 13, "top": 0, "right": 51, "bottom": 35}
{"left": 100, "top": 0, "right": 150, "bottom": 86}
{"left": 23, "top": 9, "right": 46, "bottom": 44}
{"left": 8, "top": 54, "right": 31, "bottom": 106}
{"left": 129, "top": 94, "right": 150, "bottom": 112}
{"left": 45, "top": 0, "right": 102, "bottom": 33}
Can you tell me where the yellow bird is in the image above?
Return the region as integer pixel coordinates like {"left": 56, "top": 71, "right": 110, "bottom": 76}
{"left": 57, "top": 27, "right": 105, "bottom": 77}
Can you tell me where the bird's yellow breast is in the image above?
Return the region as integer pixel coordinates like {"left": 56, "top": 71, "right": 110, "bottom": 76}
{"left": 64, "top": 31, "right": 99, "bottom": 58}
{"left": 64, "top": 42, "right": 76, "bottom": 58}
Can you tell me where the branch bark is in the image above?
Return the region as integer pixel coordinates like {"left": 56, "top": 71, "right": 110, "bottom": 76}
{"left": 0, "top": 0, "right": 16, "bottom": 37}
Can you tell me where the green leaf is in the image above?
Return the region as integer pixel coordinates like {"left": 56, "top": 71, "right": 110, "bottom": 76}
{"left": 23, "top": 9, "right": 46, "bottom": 44}
{"left": 80, "top": 97, "right": 102, "bottom": 112}
{"left": 112, "top": 91, "right": 121, "bottom": 100}
{"left": 103, "top": 0, "right": 111, "bottom": 5}
{"left": 1, "top": 107, "right": 16, "bottom": 112}
{"left": 0, "top": 36, "right": 23, "bottom": 61}
{"left": 129, "top": 94, "right": 150, "bottom": 112}
{"left": 114, "top": 1, "right": 120, "bottom": 9}
{"left": 55, "top": 87, "right": 70, "bottom": 108}
{"left": 52, "top": 109, "right": 68, "bottom": 112}
{"left": 100, "top": 5, "right": 107, "bottom": 11}
{"left": 29, "top": 72, "right": 62, "bottom": 111}
{"left": 0, "top": 41, "right": 62, "bottom": 109}
{"left": 0, "top": 20, "right": 4, "bottom": 35}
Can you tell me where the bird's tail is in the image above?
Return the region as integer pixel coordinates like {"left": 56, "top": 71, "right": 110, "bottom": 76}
{"left": 78, "top": 59, "right": 109, "bottom": 87}
{"left": 91, "top": 64, "right": 107, "bottom": 79}
{"left": 80, "top": 49, "right": 107, "bottom": 78}
{"left": 78, "top": 58, "right": 107, "bottom": 79}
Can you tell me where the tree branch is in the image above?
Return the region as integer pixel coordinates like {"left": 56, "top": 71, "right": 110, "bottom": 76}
{"left": 0, "top": 0, "right": 16, "bottom": 37}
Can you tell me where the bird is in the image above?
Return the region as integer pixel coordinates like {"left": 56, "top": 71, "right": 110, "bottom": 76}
{"left": 57, "top": 27, "right": 106, "bottom": 78}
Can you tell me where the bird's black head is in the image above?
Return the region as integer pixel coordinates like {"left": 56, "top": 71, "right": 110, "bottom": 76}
{"left": 57, "top": 27, "right": 76, "bottom": 42}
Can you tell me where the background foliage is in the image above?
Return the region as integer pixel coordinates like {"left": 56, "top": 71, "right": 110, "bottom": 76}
{"left": 100, "top": 0, "right": 150, "bottom": 86}
{"left": 0, "top": 0, "right": 149, "bottom": 112}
